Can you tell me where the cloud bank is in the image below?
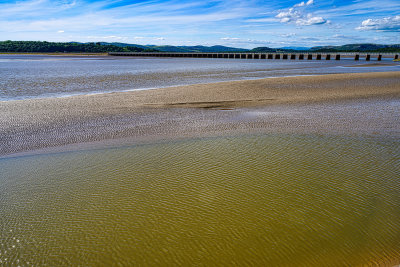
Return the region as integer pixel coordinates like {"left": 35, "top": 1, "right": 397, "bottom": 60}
{"left": 357, "top": 15, "right": 400, "bottom": 31}
{"left": 276, "top": 0, "right": 328, "bottom": 26}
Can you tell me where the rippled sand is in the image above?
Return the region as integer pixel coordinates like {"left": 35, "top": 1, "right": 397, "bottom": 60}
{"left": 1, "top": 71, "right": 400, "bottom": 157}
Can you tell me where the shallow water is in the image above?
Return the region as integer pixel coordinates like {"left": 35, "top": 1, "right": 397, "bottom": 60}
{"left": 1, "top": 133, "right": 400, "bottom": 266}
{"left": 0, "top": 54, "right": 399, "bottom": 100}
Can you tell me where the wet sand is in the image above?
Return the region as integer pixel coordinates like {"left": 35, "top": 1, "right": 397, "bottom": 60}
{"left": 1, "top": 71, "right": 400, "bottom": 157}
{"left": 344, "top": 62, "right": 399, "bottom": 67}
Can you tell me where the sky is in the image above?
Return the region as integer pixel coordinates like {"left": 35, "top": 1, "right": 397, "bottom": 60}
{"left": 0, "top": 0, "right": 399, "bottom": 48}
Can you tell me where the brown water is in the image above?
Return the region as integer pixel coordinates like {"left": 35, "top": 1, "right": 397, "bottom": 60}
{"left": 1, "top": 133, "right": 400, "bottom": 266}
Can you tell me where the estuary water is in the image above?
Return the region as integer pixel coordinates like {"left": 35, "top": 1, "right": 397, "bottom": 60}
{"left": 1, "top": 54, "right": 400, "bottom": 266}
{"left": 1, "top": 134, "right": 400, "bottom": 266}
{"left": 0, "top": 54, "right": 399, "bottom": 100}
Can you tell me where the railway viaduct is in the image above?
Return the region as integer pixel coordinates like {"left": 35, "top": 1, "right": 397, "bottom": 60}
{"left": 109, "top": 52, "right": 399, "bottom": 61}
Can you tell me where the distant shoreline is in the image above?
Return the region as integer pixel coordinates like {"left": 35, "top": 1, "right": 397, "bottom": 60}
{"left": 0, "top": 52, "right": 108, "bottom": 56}
{"left": 1, "top": 40, "right": 400, "bottom": 54}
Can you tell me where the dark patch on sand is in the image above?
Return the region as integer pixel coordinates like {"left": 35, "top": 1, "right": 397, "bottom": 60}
{"left": 143, "top": 99, "right": 275, "bottom": 109}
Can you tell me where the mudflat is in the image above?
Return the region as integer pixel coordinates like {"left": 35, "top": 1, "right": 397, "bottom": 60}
{"left": 1, "top": 71, "right": 399, "bottom": 156}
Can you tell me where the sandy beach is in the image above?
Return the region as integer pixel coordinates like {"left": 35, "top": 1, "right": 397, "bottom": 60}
{"left": 1, "top": 71, "right": 400, "bottom": 157}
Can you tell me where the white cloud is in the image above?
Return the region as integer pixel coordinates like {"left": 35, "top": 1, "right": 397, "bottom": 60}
{"left": 333, "top": 34, "right": 349, "bottom": 38}
{"left": 86, "top": 35, "right": 128, "bottom": 41}
{"left": 57, "top": 30, "right": 64, "bottom": 33}
{"left": 276, "top": 1, "right": 327, "bottom": 26}
{"left": 219, "top": 37, "right": 271, "bottom": 46}
{"left": 332, "top": 34, "right": 364, "bottom": 40}
{"left": 296, "top": 14, "right": 327, "bottom": 26}
{"left": 294, "top": 0, "right": 314, "bottom": 8}
{"left": 246, "top": 17, "right": 277, "bottom": 23}
{"left": 276, "top": 8, "right": 299, "bottom": 22}
{"left": 280, "top": 33, "right": 296, "bottom": 37}
{"left": 0, "top": 0, "right": 256, "bottom": 35}
{"left": 0, "top": 0, "right": 78, "bottom": 19}
{"left": 356, "top": 15, "right": 400, "bottom": 31}
{"left": 220, "top": 37, "right": 241, "bottom": 41}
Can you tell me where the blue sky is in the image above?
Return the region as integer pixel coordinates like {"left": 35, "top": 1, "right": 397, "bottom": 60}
{"left": 0, "top": 0, "right": 399, "bottom": 48}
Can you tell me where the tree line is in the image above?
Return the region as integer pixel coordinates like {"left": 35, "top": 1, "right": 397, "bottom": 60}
{"left": 0, "top": 41, "right": 158, "bottom": 53}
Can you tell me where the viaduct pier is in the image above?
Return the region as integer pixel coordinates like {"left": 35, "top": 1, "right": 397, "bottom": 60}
{"left": 109, "top": 52, "right": 399, "bottom": 61}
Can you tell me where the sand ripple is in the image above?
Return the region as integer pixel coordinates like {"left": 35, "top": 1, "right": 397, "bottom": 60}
{"left": 1, "top": 134, "right": 400, "bottom": 266}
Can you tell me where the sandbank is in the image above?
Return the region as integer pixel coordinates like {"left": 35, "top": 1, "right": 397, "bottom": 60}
{"left": 1, "top": 71, "right": 399, "bottom": 157}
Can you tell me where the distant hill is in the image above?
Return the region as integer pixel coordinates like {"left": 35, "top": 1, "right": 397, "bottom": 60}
{"left": 0, "top": 41, "right": 157, "bottom": 53}
{"left": 250, "top": 47, "right": 277, "bottom": 53}
{"left": 97, "top": 42, "right": 306, "bottom": 53}
{"left": 99, "top": 42, "right": 149, "bottom": 49}
{"left": 2, "top": 41, "right": 399, "bottom": 53}
{"left": 251, "top": 44, "right": 400, "bottom": 53}
{"left": 0, "top": 41, "right": 248, "bottom": 53}
{"left": 101, "top": 43, "right": 249, "bottom": 53}
{"left": 280, "top": 46, "right": 311, "bottom": 51}
{"left": 310, "top": 43, "right": 400, "bottom": 52}
{"left": 250, "top": 47, "right": 311, "bottom": 52}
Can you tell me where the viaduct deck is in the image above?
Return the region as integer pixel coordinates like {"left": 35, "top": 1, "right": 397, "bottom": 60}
{"left": 109, "top": 52, "right": 400, "bottom": 61}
